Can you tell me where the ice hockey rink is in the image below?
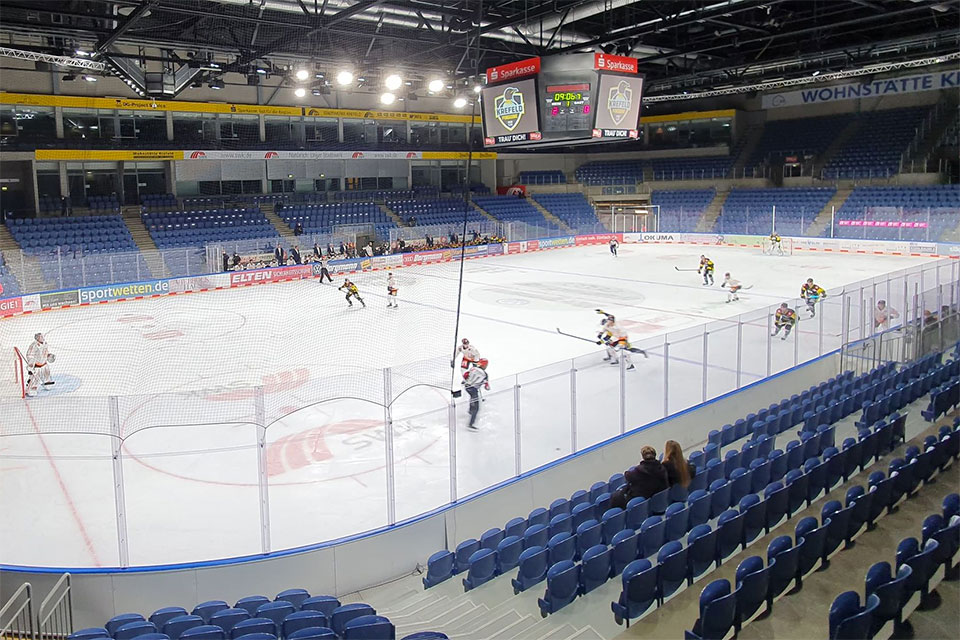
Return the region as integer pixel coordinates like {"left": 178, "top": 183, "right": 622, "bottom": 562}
{"left": 0, "top": 241, "right": 948, "bottom": 568}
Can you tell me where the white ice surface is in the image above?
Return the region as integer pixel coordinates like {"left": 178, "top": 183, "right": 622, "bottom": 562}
{"left": 0, "top": 243, "right": 943, "bottom": 567}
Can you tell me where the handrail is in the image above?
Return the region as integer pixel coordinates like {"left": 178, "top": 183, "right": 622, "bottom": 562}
{"left": 0, "top": 582, "right": 34, "bottom": 640}
{"left": 37, "top": 573, "right": 72, "bottom": 640}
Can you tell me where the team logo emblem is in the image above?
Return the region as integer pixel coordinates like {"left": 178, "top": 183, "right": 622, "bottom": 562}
{"left": 494, "top": 86, "right": 525, "bottom": 131}
{"left": 607, "top": 80, "right": 633, "bottom": 126}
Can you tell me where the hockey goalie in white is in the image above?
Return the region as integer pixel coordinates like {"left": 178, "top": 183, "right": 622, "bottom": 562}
{"left": 25, "top": 332, "right": 55, "bottom": 397}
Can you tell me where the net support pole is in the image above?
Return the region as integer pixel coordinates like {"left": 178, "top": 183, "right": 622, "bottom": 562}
{"left": 771, "top": 205, "right": 776, "bottom": 235}
{"left": 663, "top": 340, "right": 670, "bottom": 418}
{"left": 569, "top": 360, "right": 577, "bottom": 453}
{"left": 109, "top": 396, "right": 130, "bottom": 568}
{"left": 619, "top": 356, "right": 627, "bottom": 435}
{"left": 766, "top": 313, "right": 773, "bottom": 377}
{"left": 701, "top": 332, "right": 709, "bottom": 403}
{"left": 447, "top": 400, "right": 458, "bottom": 502}
{"left": 383, "top": 368, "right": 397, "bottom": 525}
{"left": 254, "top": 385, "right": 271, "bottom": 553}
{"left": 514, "top": 382, "right": 522, "bottom": 476}
{"left": 736, "top": 320, "right": 743, "bottom": 389}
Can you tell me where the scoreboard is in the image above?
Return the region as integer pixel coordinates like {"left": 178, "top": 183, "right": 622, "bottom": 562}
{"left": 481, "top": 53, "right": 644, "bottom": 148}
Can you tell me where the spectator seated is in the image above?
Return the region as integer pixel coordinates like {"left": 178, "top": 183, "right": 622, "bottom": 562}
{"left": 715, "top": 187, "right": 835, "bottom": 235}
{"left": 651, "top": 189, "right": 716, "bottom": 232}
{"left": 832, "top": 185, "right": 960, "bottom": 241}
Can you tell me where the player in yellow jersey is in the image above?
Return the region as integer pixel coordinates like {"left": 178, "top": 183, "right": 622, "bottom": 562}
{"left": 771, "top": 303, "right": 798, "bottom": 340}
{"left": 698, "top": 255, "right": 715, "bottom": 286}
{"left": 800, "top": 278, "right": 826, "bottom": 317}
{"left": 769, "top": 232, "right": 783, "bottom": 255}
{"left": 339, "top": 278, "right": 366, "bottom": 308}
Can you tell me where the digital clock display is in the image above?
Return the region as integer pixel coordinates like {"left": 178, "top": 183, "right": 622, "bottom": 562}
{"left": 553, "top": 91, "right": 583, "bottom": 102}
{"left": 542, "top": 81, "right": 592, "bottom": 134}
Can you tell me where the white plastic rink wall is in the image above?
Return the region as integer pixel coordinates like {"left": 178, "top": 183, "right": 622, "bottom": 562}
{"left": 1, "top": 232, "right": 958, "bottom": 575}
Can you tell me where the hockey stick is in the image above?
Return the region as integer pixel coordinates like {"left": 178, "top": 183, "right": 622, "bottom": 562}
{"left": 674, "top": 267, "right": 699, "bottom": 272}
{"left": 557, "top": 328, "right": 649, "bottom": 357}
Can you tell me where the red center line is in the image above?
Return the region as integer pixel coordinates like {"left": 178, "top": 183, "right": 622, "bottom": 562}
{"left": 21, "top": 400, "right": 102, "bottom": 566}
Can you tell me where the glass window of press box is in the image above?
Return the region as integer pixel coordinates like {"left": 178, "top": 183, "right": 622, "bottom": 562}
{"left": 342, "top": 118, "right": 407, "bottom": 148}
{"left": 0, "top": 105, "right": 56, "bottom": 140}
{"left": 304, "top": 116, "right": 338, "bottom": 145}
{"left": 172, "top": 112, "right": 218, "bottom": 143}
{"left": 647, "top": 117, "right": 732, "bottom": 148}
{"left": 411, "top": 122, "right": 467, "bottom": 149}
{"left": 118, "top": 110, "right": 167, "bottom": 143}
{"left": 219, "top": 114, "right": 259, "bottom": 145}
{"left": 264, "top": 115, "right": 297, "bottom": 143}
{"left": 63, "top": 108, "right": 114, "bottom": 140}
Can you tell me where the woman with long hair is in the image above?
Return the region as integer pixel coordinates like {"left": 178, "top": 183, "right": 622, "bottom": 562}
{"left": 662, "top": 439, "right": 694, "bottom": 487}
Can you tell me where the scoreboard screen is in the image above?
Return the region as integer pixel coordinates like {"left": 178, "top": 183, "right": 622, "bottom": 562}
{"left": 481, "top": 53, "right": 644, "bottom": 148}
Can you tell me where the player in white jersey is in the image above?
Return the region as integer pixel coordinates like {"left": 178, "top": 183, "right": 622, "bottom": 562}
{"left": 25, "top": 332, "right": 55, "bottom": 396}
{"left": 609, "top": 238, "right": 619, "bottom": 257}
{"left": 597, "top": 315, "right": 636, "bottom": 370}
{"left": 462, "top": 358, "right": 490, "bottom": 430}
{"left": 457, "top": 338, "right": 481, "bottom": 369}
{"left": 721, "top": 272, "right": 743, "bottom": 303}
{"left": 386, "top": 272, "right": 398, "bottom": 308}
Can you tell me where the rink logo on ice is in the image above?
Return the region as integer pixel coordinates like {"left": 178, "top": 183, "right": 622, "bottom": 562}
{"left": 205, "top": 369, "right": 310, "bottom": 401}
{"left": 78, "top": 281, "right": 169, "bottom": 303}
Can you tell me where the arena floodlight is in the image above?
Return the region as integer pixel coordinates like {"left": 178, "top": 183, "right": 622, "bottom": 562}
{"left": 473, "top": 85, "right": 482, "bottom": 94}
{"left": 295, "top": 68, "right": 310, "bottom": 82}
{"left": 453, "top": 97, "right": 467, "bottom": 109}
{"left": 428, "top": 78, "right": 444, "bottom": 93}
{"left": 294, "top": 87, "right": 306, "bottom": 98}
{"left": 385, "top": 74, "right": 403, "bottom": 90}
{"left": 336, "top": 70, "right": 354, "bottom": 86}
{"left": 380, "top": 92, "right": 396, "bottom": 105}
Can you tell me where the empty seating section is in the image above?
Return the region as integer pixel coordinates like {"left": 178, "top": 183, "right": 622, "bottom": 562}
{"left": 88, "top": 194, "right": 121, "bottom": 213}
{"left": 651, "top": 189, "right": 715, "bottom": 232}
{"left": 832, "top": 185, "right": 960, "bottom": 240}
{"left": 333, "top": 189, "right": 422, "bottom": 202}
{"left": 141, "top": 194, "right": 179, "bottom": 212}
{"left": 276, "top": 203, "right": 394, "bottom": 238}
{"left": 531, "top": 193, "right": 598, "bottom": 229}
{"left": 422, "top": 350, "right": 959, "bottom": 628}
{"left": 65, "top": 589, "right": 442, "bottom": 640}
{"left": 6, "top": 216, "right": 138, "bottom": 255}
{"left": 0, "top": 251, "right": 22, "bottom": 296}
{"left": 518, "top": 170, "right": 566, "bottom": 185}
{"left": 824, "top": 108, "right": 928, "bottom": 179}
{"left": 387, "top": 199, "right": 485, "bottom": 226}
{"left": 144, "top": 209, "right": 274, "bottom": 249}
{"left": 472, "top": 196, "right": 548, "bottom": 225}
{"left": 650, "top": 156, "right": 731, "bottom": 181}
{"left": 748, "top": 114, "right": 852, "bottom": 170}
{"left": 575, "top": 160, "right": 644, "bottom": 186}
{"left": 716, "top": 187, "right": 835, "bottom": 235}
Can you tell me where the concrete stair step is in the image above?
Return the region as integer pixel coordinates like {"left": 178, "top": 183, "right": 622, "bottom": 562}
{"left": 379, "top": 203, "right": 406, "bottom": 228}
{"left": 564, "top": 626, "right": 605, "bottom": 640}
{"left": 534, "top": 623, "right": 579, "bottom": 640}
{"left": 393, "top": 599, "right": 477, "bottom": 633}
{"left": 448, "top": 610, "right": 524, "bottom": 639}
{"left": 262, "top": 203, "right": 295, "bottom": 238}
{"left": 386, "top": 594, "right": 459, "bottom": 622}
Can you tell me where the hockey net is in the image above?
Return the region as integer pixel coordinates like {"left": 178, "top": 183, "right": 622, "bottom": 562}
{"left": 12, "top": 347, "right": 25, "bottom": 398}
{"left": 761, "top": 237, "right": 794, "bottom": 256}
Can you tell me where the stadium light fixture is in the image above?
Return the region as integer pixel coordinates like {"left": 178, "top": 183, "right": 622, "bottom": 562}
{"left": 295, "top": 68, "right": 310, "bottom": 82}
{"left": 428, "top": 79, "right": 444, "bottom": 93}
{"left": 453, "top": 97, "right": 467, "bottom": 109}
{"left": 380, "top": 92, "right": 396, "bottom": 105}
{"left": 294, "top": 87, "right": 306, "bottom": 98}
{"left": 208, "top": 77, "right": 224, "bottom": 90}
{"left": 473, "top": 85, "right": 482, "bottom": 94}
{"left": 336, "top": 70, "right": 354, "bottom": 86}
{"left": 385, "top": 74, "right": 403, "bottom": 91}
{"left": 83, "top": 75, "right": 97, "bottom": 82}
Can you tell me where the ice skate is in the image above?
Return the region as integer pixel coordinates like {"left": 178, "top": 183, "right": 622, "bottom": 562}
{"left": 627, "top": 364, "right": 636, "bottom": 370}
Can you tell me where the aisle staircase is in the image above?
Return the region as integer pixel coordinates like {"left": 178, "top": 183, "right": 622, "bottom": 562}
{"left": 122, "top": 214, "right": 165, "bottom": 278}
{"left": 528, "top": 199, "right": 573, "bottom": 233}
{"left": 471, "top": 201, "right": 499, "bottom": 222}
{"left": 731, "top": 125, "right": 764, "bottom": 173}
{"left": 806, "top": 187, "right": 853, "bottom": 237}
{"left": 261, "top": 203, "right": 296, "bottom": 238}
{"left": 812, "top": 120, "right": 861, "bottom": 176}
{"left": 696, "top": 188, "right": 730, "bottom": 232}
{"left": 379, "top": 203, "right": 407, "bottom": 227}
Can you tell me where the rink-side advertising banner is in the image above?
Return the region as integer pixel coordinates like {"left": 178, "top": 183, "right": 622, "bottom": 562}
{"left": 0, "top": 296, "right": 21, "bottom": 317}
{"left": 230, "top": 265, "right": 312, "bottom": 286}
{"left": 761, "top": 69, "right": 960, "bottom": 109}
{"left": 78, "top": 280, "right": 169, "bottom": 304}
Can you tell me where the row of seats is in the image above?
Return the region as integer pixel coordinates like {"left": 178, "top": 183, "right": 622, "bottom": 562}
{"left": 824, "top": 107, "right": 928, "bottom": 179}
{"left": 651, "top": 189, "right": 716, "bottom": 232}
{"left": 714, "top": 187, "right": 836, "bottom": 236}
{"left": 619, "top": 417, "right": 959, "bottom": 634}
{"left": 530, "top": 193, "right": 598, "bottom": 229}
{"left": 832, "top": 185, "right": 960, "bottom": 241}
{"left": 855, "top": 356, "right": 957, "bottom": 427}
{"left": 6, "top": 215, "right": 138, "bottom": 255}
{"left": 518, "top": 170, "right": 566, "bottom": 185}
{"left": 472, "top": 197, "right": 548, "bottom": 226}
{"left": 69, "top": 589, "right": 441, "bottom": 640}
{"left": 748, "top": 113, "right": 853, "bottom": 170}
{"left": 650, "top": 156, "right": 732, "bottom": 181}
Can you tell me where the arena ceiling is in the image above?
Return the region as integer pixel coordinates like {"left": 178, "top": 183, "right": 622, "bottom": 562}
{"left": 0, "top": 0, "right": 958, "bottom": 98}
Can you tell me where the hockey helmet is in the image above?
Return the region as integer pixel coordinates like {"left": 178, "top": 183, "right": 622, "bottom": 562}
{"left": 478, "top": 358, "right": 489, "bottom": 369}
{"left": 34, "top": 333, "right": 43, "bottom": 342}
{"left": 461, "top": 338, "right": 470, "bottom": 345}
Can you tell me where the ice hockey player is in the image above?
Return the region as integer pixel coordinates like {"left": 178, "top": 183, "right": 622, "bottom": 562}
{"left": 698, "top": 255, "right": 715, "bottom": 286}
{"left": 457, "top": 338, "right": 481, "bottom": 369}
{"left": 25, "top": 332, "right": 55, "bottom": 397}
{"left": 769, "top": 232, "right": 783, "bottom": 255}
{"left": 339, "top": 278, "right": 366, "bottom": 308}
{"left": 462, "top": 358, "right": 490, "bottom": 431}
{"left": 318, "top": 254, "right": 332, "bottom": 283}
{"left": 771, "top": 303, "right": 798, "bottom": 340}
{"left": 721, "top": 272, "right": 743, "bottom": 303}
{"left": 386, "top": 271, "right": 398, "bottom": 308}
{"left": 597, "top": 314, "right": 637, "bottom": 370}
{"left": 800, "top": 278, "right": 827, "bottom": 317}
{"left": 609, "top": 237, "right": 619, "bottom": 257}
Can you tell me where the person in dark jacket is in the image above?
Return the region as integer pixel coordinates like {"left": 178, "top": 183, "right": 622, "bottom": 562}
{"left": 632, "top": 445, "right": 669, "bottom": 499}
{"left": 610, "top": 466, "right": 642, "bottom": 509}
{"left": 289, "top": 245, "right": 302, "bottom": 265}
